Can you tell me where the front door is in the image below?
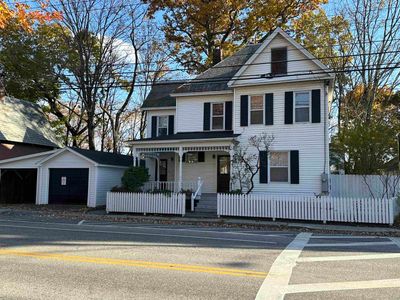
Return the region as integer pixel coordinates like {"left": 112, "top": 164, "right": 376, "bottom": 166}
{"left": 159, "top": 159, "right": 168, "bottom": 182}
{"left": 217, "top": 155, "right": 230, "bottom": 193}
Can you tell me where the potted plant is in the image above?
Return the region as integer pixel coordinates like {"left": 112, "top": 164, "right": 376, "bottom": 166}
{"left": 181, "top": 189, "right": 194, "bottom": 209}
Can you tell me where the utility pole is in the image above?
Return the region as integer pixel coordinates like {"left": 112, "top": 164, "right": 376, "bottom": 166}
{"left": 397, "top": 133, "right": 400, "bottom": 171}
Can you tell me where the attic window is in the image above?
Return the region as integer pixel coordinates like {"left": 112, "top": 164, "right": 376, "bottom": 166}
{"left": 271, "top": 48, "right": 287, "bottom": 76}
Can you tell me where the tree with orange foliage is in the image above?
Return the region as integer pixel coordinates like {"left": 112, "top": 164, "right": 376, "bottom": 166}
{"left": 144, "top": 0, "right": 327, "bottom": 73}
{"left": 0, "top": 0, "right": 60, "bottom": 31}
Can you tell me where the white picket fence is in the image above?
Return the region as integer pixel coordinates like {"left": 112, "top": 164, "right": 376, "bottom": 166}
{"left": 330, "top": 174, "right": 400, "bottom": 198}
{"left": 217, "top": 194, "right": 397, "bottom": 225}
{"left": 106, "top": 192, "right": 186, "bottom": 216}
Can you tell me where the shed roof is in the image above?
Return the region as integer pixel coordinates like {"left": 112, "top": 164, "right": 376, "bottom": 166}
{"left": 129, "top": 131, "right": 239, "bottom": 143}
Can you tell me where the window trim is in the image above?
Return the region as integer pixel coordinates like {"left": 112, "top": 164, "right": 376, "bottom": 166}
{"left": 294, "top": 90, "right": 311, "bottom": 123}
{"left": 249, "top": 94, "right": 264, "bottom": 125}
{"left": 268, "top": 151, "right": 290, "bottom": 183}
{"left": 210, "top": 102, "right": 225, "bottom": 131}
{"left": 157, "top": 115, "right": 169, "bottom": 137}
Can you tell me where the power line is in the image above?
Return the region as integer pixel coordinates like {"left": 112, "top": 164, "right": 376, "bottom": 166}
{"left": 53, "top": 49, "right": 400, "bottom": 77}
{"left": 55, "top": 64, "right": 400, "bottom": 92}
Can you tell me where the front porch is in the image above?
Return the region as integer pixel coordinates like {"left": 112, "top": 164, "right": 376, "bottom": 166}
{"left": 133, "top": 145, "right": 233, "bottom": 194}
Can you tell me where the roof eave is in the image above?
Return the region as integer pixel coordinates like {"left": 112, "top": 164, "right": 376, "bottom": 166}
{"left": 127, "top": 136, "right": 239, "bottom": 145}
{"left": 171, "top": 90, "right": 233, "bottom": 97}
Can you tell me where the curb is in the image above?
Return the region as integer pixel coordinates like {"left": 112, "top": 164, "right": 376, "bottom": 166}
{"left": 1, "top": 208, "right": 400, "bottom": 236}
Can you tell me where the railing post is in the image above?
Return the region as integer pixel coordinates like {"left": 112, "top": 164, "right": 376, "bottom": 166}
{"left": 178, "top": 147, "right": 183, "bottom": 192}
{"left": 191, "top": 193, "right": 194, "bottom": 212}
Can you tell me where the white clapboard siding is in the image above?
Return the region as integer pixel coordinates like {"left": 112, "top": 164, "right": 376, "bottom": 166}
{"left": 106, "top": 192, "right": 185, "bottom": 216}
{"left": 330, "top": 174, "right": 400, "bottom": 198}
{"left": 217, "top": 194, "right": 397, "bottom": 225}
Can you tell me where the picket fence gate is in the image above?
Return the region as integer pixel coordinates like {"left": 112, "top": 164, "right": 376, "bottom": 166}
{"left": 106, "top": 192, "right": 186, "bottom": 216}
{"left": 217, "top": 194, "right": 397, "bottom": 225}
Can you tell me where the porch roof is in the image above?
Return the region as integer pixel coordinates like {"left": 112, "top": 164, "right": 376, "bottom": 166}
{"left": 128, "top": 131, "right": 240, "bottom": 144}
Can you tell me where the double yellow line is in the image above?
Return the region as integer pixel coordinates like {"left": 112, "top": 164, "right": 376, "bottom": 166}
{"left": 0, "top": 249, "right": 267, "bottom": 278}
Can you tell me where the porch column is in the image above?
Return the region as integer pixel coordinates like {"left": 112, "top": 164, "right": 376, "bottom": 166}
{"left": 132, "top": 148, "right": 137, "bottom": 167}
{"left": 229, "top": 146, "right": 234, "bottom": 192}
{"left": 178, "top": 146, "right": 183, "bottom": 191}
{"left": 156, "top": 158, "right": 160, "bottom": 182}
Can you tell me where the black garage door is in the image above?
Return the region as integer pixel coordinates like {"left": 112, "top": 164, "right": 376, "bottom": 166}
{"left": 0, "top": 169, "right": 37, "bottom": 204}
{"left": 49, "top": 168, "right": 89, "bottom": 205}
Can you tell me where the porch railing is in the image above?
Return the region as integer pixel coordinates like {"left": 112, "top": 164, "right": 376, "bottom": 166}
{"left": 142, "top": 180, "right": 197, "bottom": 193}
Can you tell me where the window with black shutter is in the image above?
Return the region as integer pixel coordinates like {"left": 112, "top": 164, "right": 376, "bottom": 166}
{"left": 271, "top": 48, "right": 287, "bottom": 75}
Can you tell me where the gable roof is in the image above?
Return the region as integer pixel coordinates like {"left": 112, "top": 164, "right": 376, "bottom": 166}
{"left": 70, "top": 147, "right": 133, "bottom": 167}
{"left": 0, "top": 96, "right": 61, "bottom": 148}
{"left": 228, "top": 28, "right": 334, "bottom": 86}
{"left": 141, "top": 81, "right": 184, "bottom": 109}
{"left": 173, "top": 44, "right": 261, "bottom": 94}
{"left": 37, "top": 147, "right": 133, "bottom": 167}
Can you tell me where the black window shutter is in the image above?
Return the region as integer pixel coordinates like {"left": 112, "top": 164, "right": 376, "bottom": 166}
{"left": 203, "top": 103, "right": 210, "bottom": 131}
{"left": 284, "top": 92, "right": 293, "bottom": 124}
{"left": 312, "top": 89, "right": 321, "bottom": 123}
{"left": 168, "top": 115, "right": 174, "bottom": 135}
{"left": 240, "top": 95, "right": 248, "bottom": 126}
{"left": 265, "top": 93, "right": 273, "bottom": 125}
{"left": 151, "top": 116, "right": 157, "bottom": 137}
{"left": 182, "top": 153, "right": 187, "bottom": 162}
{"left": 225, "top": 101, "right": 233, "bottom": 130}
{"left": 259, "top": 151, "right": 268, "bottom": 183}
{"left": 198, "top": 151, "right": 205, "bottom": 162}
{"left": 290, "top": 150, "right": 299, "bottom": 184}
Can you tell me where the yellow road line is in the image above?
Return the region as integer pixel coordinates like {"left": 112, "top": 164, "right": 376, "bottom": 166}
{"left": 0, "top": 249, "right": 267, "bottom": 278}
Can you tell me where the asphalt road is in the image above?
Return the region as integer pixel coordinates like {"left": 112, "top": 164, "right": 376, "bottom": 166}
{"left": 0, "top": 216, "right": 399, "bottom": 299}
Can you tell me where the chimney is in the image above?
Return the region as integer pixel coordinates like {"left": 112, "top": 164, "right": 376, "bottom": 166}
{"left": 212, "top": 47, "right": 222, "bottom": 65}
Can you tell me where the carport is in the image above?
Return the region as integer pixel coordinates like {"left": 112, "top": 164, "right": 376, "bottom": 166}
{"left": 0, "top": 168, "right": 37, "bottom": 204}
{"left": 0, "top": 151, "right": 54, "bottom": 205}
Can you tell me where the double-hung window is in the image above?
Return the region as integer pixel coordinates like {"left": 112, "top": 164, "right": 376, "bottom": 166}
{"left": 211, "top": 103, "right": 224, "bottom": 130}
{"left": 270, "top": 151, "right": 289, "bottom": 182}
{"left": 157, "top": 116, "right": 168, "bottom": 136}
{"left": 250, "top": 95, "right": 263, "bottom": 124}
{"left": 295, "top": 91, "right": 310, "bottom": 123}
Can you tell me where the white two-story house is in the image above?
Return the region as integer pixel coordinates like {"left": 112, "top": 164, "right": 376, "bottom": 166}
{"left": 129, "top": 28, "right": 334, "bottom": 195}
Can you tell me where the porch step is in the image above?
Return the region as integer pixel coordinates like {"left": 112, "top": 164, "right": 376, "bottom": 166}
{"left": 194, "top": 193, "right": 217, "bottom": 213}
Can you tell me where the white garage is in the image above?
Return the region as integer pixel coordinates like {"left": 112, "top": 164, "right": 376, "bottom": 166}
{"left": 0, "top": 147, "right": 133, "bottom": 207}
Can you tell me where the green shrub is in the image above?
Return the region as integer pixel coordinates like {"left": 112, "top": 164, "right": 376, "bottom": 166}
{"left": 150, "top": 189, "right": 172, "bottom": 197}
{"left": 110, "top": 185, "right": 129, "bottom": 192}
{"left": 227, "top": 189, "right": 243, "bottom": 195}
{"left": 121, "top": 166, "right": 150, "bottom": 192}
